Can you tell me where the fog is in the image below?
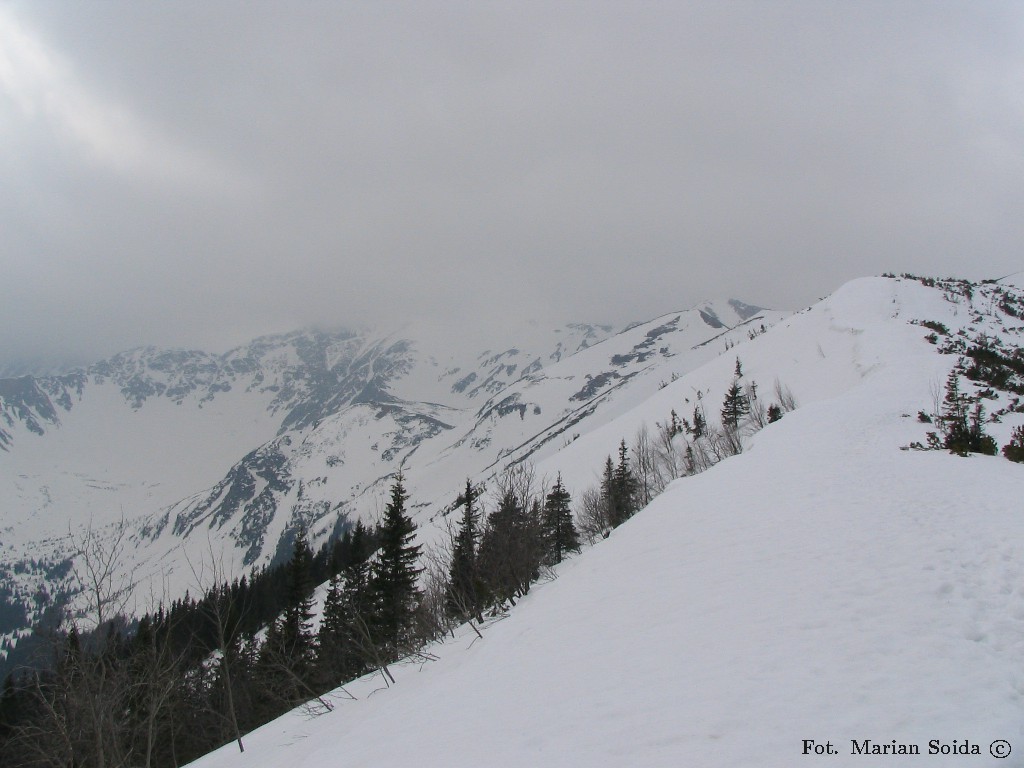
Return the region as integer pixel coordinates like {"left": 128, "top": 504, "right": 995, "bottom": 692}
{"left": 1, "top": 1, "right": 1021, "bottom": 364}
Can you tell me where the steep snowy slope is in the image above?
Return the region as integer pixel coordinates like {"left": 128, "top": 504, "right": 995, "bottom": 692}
{"left": 537, "top": 274, "right": 1024, "bottom": 491}
{"left": 0, "top": 301, "right": 781, "bottom": 663}
{"left": 0, "top": 323, "right": 603, "bottom": 655}
{"left": 124, "top": 299, "right": 780, "bottom": 598}
{"left": 191, "top": 275, "right": 1024, "bottom": 767}
{"left": 225, "top": 298, "right": 785, "bottom": 556}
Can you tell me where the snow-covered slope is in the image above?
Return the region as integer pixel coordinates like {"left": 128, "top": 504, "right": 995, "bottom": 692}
{"left": 190, "top": 274, "right": 1024, "bottom": 767}
{"left": 0, "top": 299, "right": 782, "bottom": 663}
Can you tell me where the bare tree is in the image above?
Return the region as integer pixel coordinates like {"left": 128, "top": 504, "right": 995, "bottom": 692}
{"left": 746, "top": 381, "right": 769, "bottom": 430}
{"left": 12, "top": 546, "right": 135, "bottom": 768}
{"left": 773, "top": 377, "right": 798, "bottom": 413}
{"left": 128, "top": 618, "right": 189, "bottom": 768}
{"left": 576, "top": 485, "right": 610, "bottom": 544}
{"left": 70, "top": 517, "right": 135, "bottom": 631}
{"left": 427, "top": 509, "right": 484, "bottom": 639}
{"left": 631, "top": 424, "right": 662, "bottom": 506}
{"left": 187, "top": 546, "right": 249, "bottom": 754}
{"left": 653, "top": 419, "right": 685, "bottom": 483}
{"left": 496, "top": 462, "right": 538, "bottom": 513}
{"left": 4, "top": 657, "right": 78, "bottom": 768}
{"left": 341, "top": 602, "right": 397, "bottom": 687}
{"left": 63, "top": 518, "right": 137, "bottom": 768}
{"left": 417, "top": 542, "right": 459, "bottom": 640}
{"left": 8, "top": 521, "right": 192, "bottom": 768}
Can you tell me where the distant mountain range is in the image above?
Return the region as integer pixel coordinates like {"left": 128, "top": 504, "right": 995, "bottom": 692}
{"left": 0, "top": 298, "right": 781, "bottom": 668}
{"left": 185, "top": 272, "right": 1024, "bottom": 768}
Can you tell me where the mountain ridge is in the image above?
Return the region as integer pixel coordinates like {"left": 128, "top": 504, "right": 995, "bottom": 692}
{"left": 0, "top": 299, "right": 775, "bottom": 665}
{"left": 183, "top": 272, "right": 1024, "bottom": 767}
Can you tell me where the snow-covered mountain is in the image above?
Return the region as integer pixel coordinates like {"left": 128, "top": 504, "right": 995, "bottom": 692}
{"left": 188, "top": 273, "right": 1024, "bottom": 767}
{"left": 0, "top": 299, "right": 779, "bottom": 664}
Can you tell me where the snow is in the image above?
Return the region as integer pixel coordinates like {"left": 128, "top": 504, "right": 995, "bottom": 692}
{"left": 0, "top": 377, "right": 281, "bottom": 545}
{"left": 188, "top": 276, "right": 1024, "bottom": 767}
{"left": 5, "top": 273, "right": 1023, "bottom": 758}
{"left": 0, "top": 294, "right": 784, "bottom": 632}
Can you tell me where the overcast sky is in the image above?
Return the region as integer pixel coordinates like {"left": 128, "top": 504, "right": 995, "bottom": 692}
{"left": 1, "top": 1, "right": 1022, "bottom": 365}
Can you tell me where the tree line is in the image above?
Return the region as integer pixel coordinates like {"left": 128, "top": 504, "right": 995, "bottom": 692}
{"left": 0, "top": 470, "right": 582, "bottom": 768}
{"left": 0, "top": 513, "right": 381, "bottom": 766}
{"left": 576, "top": 364, "right": 796, "bottom": 541}
{"left": 1, "top": 361, "right": 796, "bottom": 767}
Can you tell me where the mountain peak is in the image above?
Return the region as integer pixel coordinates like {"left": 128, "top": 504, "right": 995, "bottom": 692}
{"left": 685, "top": 297, "right": 767, "bottom": 329}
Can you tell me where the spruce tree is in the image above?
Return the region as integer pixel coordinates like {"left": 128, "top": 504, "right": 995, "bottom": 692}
{"left": 610, "top": 440, "right": 639, "bottom": 526}
{"left": 317, "top": 520, "right": 374, "bottom": 686}
{"left": 1003, "top": 426, "right": 1024, "bottom": 463}
{"left": 940, "top": 370, "right": 969, "bottom": 450}
{"left": 542, "top": 473, "right": 579, "bottom": 564}
{"left": 257, "top": 527, "right": 316, "bottom": 708}
{"left": 446, "top": 479, "right": 482, "bottom": 622}
{"left": 683, "top": 444, "right": 696, "bottom": 475}
{"left": 328, "top": 528, "right": 353, "bottom": 578}
{"left": 342, "top": 520, "right": 373, "bottom": 607}
{"left": 690, "top": 406, "right": 706, "bottom": 439}
{"left": 966, "top": 403, "right": 998, "bottom": 455}
{"left": 315, "top": 575, "right": 349, "bottom": 687}
{"left": 478, "top": 489, "right": 543, "bottom": 605}
{"left": 369, "top": 475, "right": 422, "bottom": 657}
{"left": 720, "top": 381, "right": 749, "bottom": 431}
{"left": 941, "top": 371, "right": 997, "bottom": 455}
{"left": 598, "top": 442, "right": 640, "bottom": 529}
{"left": 280, "top": 527, "right": 315, "bottom": 667}
{"left": 211, "top": 618, "right": 256, "bottom": 749}
{"left": 669, "top": 409, "right": 682, "bottom": 437}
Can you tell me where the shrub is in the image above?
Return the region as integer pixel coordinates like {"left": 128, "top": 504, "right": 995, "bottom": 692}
{"left": 1003, "top": 426, "right": 1024, "bottom": 463}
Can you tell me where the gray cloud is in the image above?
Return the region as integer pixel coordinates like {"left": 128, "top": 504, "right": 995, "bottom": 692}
{"left": 1, "top": 1, "right": 1022, "bottom": 365}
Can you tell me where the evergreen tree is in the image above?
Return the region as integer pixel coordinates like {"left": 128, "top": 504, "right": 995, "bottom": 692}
{"left": 280, "top": 527, "right": 316, "bottom": 668}
{"left": 612, "top": 440, "right": 639, "bottom": 526}
{"left": 478, "top": 489, "right": 544, "bottom": 606}
{"left": 257, "top": 527, "right": 316, "bottom": 707}
{"left": 342, "top": 520, "right": 373, "bottom": 605}
{"left": 317, "top": 520, "right": 374, "bottom": 687}
{"left": 0, "top": 674, "right": 19, "bottom": 744}
{"left": 767, "top": 404, "right": 783, "bottom": 423}
{"left": 210, "top": 621, "right": 257, "bottom": 750}
{"left": 446, "top": 479, "right": 482, "bottom": 622}
{"left": 596, "top": 456, "right": 616, "bottom": 532}
{"left": 599, "top": 441, "right": 640, "bottom": 529}
{"left": 940, "top": 370, "right": 968, "bottom": 442}
{"left": 720, "top": 381, "right": 749, "bottom": 431}
{"left": 1003, "top": 426, "right": 1024, "bottom": 463}
{"left": 328, "top": 529, "right": 353, "bottom": 578}
{"left": 668, "top": 409, "right": 682, "bottom": 437}
{"left": 315, "top": 575, "right": 349, "bottom": 686}
{"left": 542, "top": 474, "right": 579, "bottom": 564}
{"left": 125, "top": 614, "right": 179, "bottom": 767}
{"left": 941, "top": 371, "right": 997, "bottom": 455}
{"left": 690, "top": 406, "right": 706, "bottom": 439}
{"left": 966, "top": 403, "right": 997, "bottom": 455}
{"left": 683, "top": 444, "right": 696, "bottom": 475}
{"left": 369, "top": 475, "right": 422, "bottom": 657}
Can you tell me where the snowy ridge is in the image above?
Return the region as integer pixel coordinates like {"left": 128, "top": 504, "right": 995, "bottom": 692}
{"left": 0, "top": 305, "right": 777, "bottom": 662}
{"left": 185, "top": 274, "right": 1024, "bottom": 767}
